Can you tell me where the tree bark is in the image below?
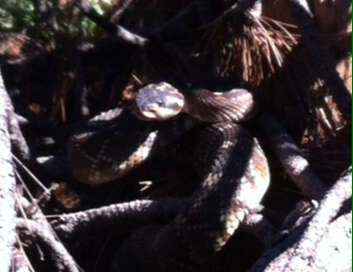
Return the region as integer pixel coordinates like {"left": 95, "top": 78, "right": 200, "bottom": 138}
{"left": 251, "top": 168, "right": 352, "bottom": 272}
{"left": 0, "top": 68, "right": 16, "bottom": 272}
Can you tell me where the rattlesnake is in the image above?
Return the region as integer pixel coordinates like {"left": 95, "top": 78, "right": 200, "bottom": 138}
{"left": 67, "top": 82, "right": 270, "bottom": 271}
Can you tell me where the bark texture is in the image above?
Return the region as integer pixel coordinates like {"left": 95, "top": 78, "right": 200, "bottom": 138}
{"left": 0, "top": 68, "right": 16, "bottom": 272}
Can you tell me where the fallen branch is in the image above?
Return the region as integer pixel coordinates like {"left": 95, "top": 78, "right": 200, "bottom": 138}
{"left": 251, "top": 167, "right": 352, "bottom": 272}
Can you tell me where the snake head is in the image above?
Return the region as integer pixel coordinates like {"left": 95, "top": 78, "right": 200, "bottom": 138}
{"left": 135, "top": 82, "right": 185, "bottom": 121}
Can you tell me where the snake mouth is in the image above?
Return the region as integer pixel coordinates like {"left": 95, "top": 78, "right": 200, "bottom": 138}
{"left": 140, "top": 103, "right": 182, "bottom": 120}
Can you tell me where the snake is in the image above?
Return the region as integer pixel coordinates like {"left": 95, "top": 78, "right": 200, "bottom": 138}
{"left": 67, "top": 82, "right": 270, "bottom": 271}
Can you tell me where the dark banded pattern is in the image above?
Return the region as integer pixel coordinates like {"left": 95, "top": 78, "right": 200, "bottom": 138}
{"left": 183, "top": 88, "right": 257, "bottom": 123}
{"left": 67, "top": 112, "right": 160, "bottom": 185}
{"left": 163, "top": 122, "right": 269, "bottom": 267}
{"left": 68, "top": 110, "right": 197, "bottom": 185}
{"left": 67, "top": 81, "right": 270, "bottom": 271}
{"left": 115, "top": 122, "right": 270, "bottom": 271}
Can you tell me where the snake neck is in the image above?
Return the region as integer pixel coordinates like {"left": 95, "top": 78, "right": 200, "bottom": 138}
{"left": 182, "top": 88, "right": 257, "bottom": 123}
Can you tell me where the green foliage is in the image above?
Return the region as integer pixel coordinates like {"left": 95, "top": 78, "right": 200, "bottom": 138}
{"left": 0, "top": 0, "right": 35, "bottom": 32}
{"left": 0, "top": 0, "right": 116, "bottom": 47}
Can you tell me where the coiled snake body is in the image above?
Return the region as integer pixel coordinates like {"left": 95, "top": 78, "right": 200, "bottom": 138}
{"left": 67, "top": 82, "right": 270, "bottom": 271}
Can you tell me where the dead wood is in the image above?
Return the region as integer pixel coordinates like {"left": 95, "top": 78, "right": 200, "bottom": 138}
{"left": 0, "top": 1, "right": 351, "bottom": 271}
{"left": 0, "top": 68, "right": 17, "bottom": 272}
{"left": 251, "top": 167, "right": 352, "bottom": 272}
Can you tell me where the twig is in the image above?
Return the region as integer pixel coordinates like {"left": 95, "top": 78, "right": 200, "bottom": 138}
{"left": 75, "top": 0, "right": 148, "bottom": 48}
{"left": 256, "top": 113, "right": 328, "bottom": 199}
{"left": 12, "top": 155, "right": 50, "bottom": 195}
{"left": 16, "top": 218, "right": 80, "bottom": 272}
{"left": 287, "top": 0, "right": 352, "bottom": 122}
{"left": 0, "top": 68, "right": 17, "bottom": 272}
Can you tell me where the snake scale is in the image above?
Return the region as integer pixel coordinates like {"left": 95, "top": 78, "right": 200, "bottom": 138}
{"left": 67, "top": 82, "right": 270, "bottom": 271}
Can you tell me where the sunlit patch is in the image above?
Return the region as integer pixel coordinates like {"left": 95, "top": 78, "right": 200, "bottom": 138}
{"left": 111, "top": 130, "right": 158, "bottom": 175}
{"left": 235, "top": 141, "right": 270, "bottom": 210}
